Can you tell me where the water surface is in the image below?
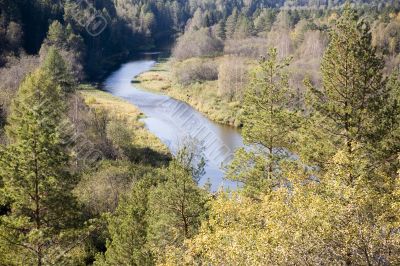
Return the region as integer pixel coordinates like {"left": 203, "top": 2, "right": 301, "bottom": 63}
{"left": 103, "top": 56, "right": 243, "bottom": 191}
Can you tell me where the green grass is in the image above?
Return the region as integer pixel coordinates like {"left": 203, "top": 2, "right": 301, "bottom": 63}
{"left": 79, "top": 88, "right": 170, "bottom": 156}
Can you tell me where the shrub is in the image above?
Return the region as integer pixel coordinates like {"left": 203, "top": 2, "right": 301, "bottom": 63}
{"left": 224, "top": 37, "right": 268, "bottom": 58}
{"left": 173, "top": 28, "right": 223, "bottom": 60}
{"left": 74, "top": 161, "right": 132, "bottom": 215}
{"left": 218, "top": 57, "right": 248, "bottom": 101}
{"left": 0, "top": 55, "right": 39, "bottom": 116}
{"left": 174, "top": 58, "right": 218, "bottom": 85}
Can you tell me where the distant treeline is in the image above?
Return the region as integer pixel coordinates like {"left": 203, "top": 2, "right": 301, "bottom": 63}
{"left": 0, "top": 0, "right": 398, "bottom": 78}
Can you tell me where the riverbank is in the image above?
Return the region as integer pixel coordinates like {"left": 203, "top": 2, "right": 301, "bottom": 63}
{"left": 79, "top": 87, "right": 170, "bottom": 158}
{"left": 134, "top": 60, "right": 243, "bottom": 127}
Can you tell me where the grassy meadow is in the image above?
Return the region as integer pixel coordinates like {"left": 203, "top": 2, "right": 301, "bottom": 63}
{"left": 135, "top": 59, "right": 244, "bottom": 127}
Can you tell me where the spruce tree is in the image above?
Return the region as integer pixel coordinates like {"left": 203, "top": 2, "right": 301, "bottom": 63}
{"left": 0, "top": 67, "right": 82, "bottom": 265}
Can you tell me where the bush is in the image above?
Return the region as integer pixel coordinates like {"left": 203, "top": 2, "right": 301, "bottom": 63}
{"left": 294, "top": 30, "right": 327, "bottom": 60}
{"left": 74, "top": 161, "right": 133, "bottom": 215}
{"left": 224, "top": 37, "right": 268, "bottom": 58}
{"left": 0, "top": 55, "right": 39, "bottom": 116}
{"left": 106, "top": 119, "right": 134, "bottom": 155}
{"left": 174, "top": 58, "right": 218, "bottom": 85}
{"left": 218, "top": 57, "right": 248, "bottom": 101}
{"left": 173, "top": 28, "right": 223, "bottom": 60}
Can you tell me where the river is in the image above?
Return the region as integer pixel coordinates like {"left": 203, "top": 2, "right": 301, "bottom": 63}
{"left": 103, "top": 54, "right": 243, "bottom": 191}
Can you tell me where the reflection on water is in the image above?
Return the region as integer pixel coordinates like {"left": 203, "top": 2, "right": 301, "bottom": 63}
{"left": 103, "top": 56, "right": 243, "bottom": 191}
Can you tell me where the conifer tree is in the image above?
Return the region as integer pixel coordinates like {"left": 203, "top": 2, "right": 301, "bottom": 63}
{"left": 228, "top": 48, "right": 296, "bottom": 192}
{"left": 46, "top": 21, "right": 67, "bottom": 48}
{"left": 216, "top": 20, "right": 226, "bottom": 40}
{"left": 94, "top": 177, "right": 155, "bottom": 266}
{"left": 305, "top": 5, "right": 399, "bottom": 179}
{"left": 42, "top": 47, "right": 75, "bottom": 94}
{"left": 0, "top": 67, "right": 82, "bottom": 265}
{"left": 234, "top": 15, "right": 255, "bottom": 39}
{"left": 146, "top": 148, "right": 208, "bottom": 264}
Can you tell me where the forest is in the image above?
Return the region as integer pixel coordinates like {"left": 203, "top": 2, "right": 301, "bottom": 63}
{"left": 0, "top": 0, "right": 400, "bottom": 265}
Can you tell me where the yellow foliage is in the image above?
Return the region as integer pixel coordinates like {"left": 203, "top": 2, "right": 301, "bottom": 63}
{"left": 329, "top": 12, "right": 339, "bottom": 22}
{"left": 173, "top": 152, "right": 400, "bottom": 265}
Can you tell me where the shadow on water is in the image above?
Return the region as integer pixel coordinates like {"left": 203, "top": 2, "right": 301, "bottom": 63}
{"left": 103, "top": 53, "right": 243, "bottom": 191}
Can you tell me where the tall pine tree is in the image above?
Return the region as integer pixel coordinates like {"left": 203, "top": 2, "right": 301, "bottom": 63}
{"left": 146, "top": 148, "right": 208, "bottom": 264}
{"left": 0, "top": 65, "right": 82, "bottom": 265}
{"left": 225, "top": 8, "right": 238, "bottom": 39}
{"left": 304, "top": 5, "right": 399, "bottom": 179}
{"left": 228, "top": 48, "right": 297, "bottom": 193}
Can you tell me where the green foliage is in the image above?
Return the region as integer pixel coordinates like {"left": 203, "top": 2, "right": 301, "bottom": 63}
{"left": 106, "top": 119, "right": 134, "bottom": 157}
{"left": 172, "top": 28, "right": 223, "bottom": 60}
{"left": 94, "top": 146, "right": 208, "bottom": 265}
{"left": 0, "top": 66, "right": 84, "bottom": 265}
{"left": 180, "top": 7, "right": 400, "bottom": 265}
{"left": 254, "top": 8, "right": 276, "bottom": 35}
{"left": 94, "top": 174, "right": 157, "bottom": 266}
{"left": 183, "top": 154, "right": 400, "bottom": 265}
{"left": 146, "top": 148, "right": 208, "bottom": 264}
{"left": 225, "top": 8, "right": 238, "bottom": 39}
{"left": 1, "top": 1, "right": 400, "bottom": 265}
{"left": 75, "top": 161, "right": 135, "bottom": 216}
{"left": 234, "top": 15, "right": 256, "bottom": 39}
{"left": 216, "top": 20, "right": 226, "bottom": 40}
{"left": 303, "top": 5, "right": 399, "bottom": 178}
{"left": 42, "top": 47, "right": 75, "bottom": 93}
{"left": 228, "top": 48, "right": 297, "bottom": 192}
{"left": 46, "top": 21, "right": 66, "bottom": 47}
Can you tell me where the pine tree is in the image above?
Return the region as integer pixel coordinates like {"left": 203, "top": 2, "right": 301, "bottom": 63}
{"left": 228, "top": 48, "right": 297, "bottom": 192}
{"left": 94, "top": 176, "right": 155, "bottom": 266}
{"left": 42, "top": 47, "right": 75, "bottom": 93}
{"left": 0, "top": 67, "right": 82, "bottom": 265}
{"left": 146, "top": 148, "right": 208, "bottom": 264}
{"left": 295, "top": 7, "right": 400, "bottom": 263}
{"left": 254, "top": 11, "right": 267, "bottom": 35}
{"left": 46, "top": 21, "right": 67, "bottom": 48}
{"left": 216, "top": 20, "right": 226, "bottom": 40}
{"left": 234, "top": 15, "right": 255, "bottom": 39}
{"left": 305, "top": 6, "right": 398, "bottom": 179}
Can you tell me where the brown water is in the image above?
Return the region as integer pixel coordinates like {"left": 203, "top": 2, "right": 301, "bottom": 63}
{"left": 103, "top": 55, "right": 243, "bottom": 191}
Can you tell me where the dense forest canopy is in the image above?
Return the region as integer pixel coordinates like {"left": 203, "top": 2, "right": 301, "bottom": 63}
{"left": 0, "top": 0, "right": 400, "bottom": 265}
{"left": 0, "top": 0, "right": 399, "bottom": 77}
